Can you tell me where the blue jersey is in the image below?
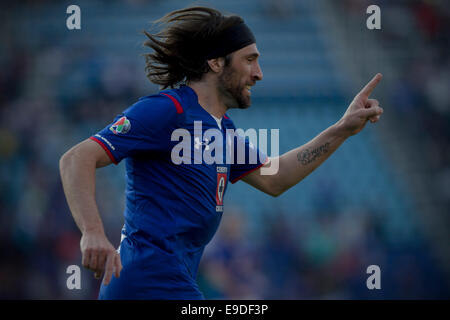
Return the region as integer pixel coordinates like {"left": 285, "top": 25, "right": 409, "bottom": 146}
{"left": 90, "top": 85, "right": 267, "bottom": 299}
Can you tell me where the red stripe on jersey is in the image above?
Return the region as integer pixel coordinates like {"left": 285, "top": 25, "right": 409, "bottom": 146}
{"left": 161, "top": 93, "right": 184, "bottom": 114}
{"left": 89, "top": 136, "right": 118, "bottom": 165}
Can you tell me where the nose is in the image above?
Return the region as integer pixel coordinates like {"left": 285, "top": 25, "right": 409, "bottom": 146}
{"left": 253, "top": 62, "right": 263, "bottom": 81}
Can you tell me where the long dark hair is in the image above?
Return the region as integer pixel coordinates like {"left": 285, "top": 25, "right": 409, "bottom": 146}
{"left": 143, "top": 6, "right": 243, "bottom": 89}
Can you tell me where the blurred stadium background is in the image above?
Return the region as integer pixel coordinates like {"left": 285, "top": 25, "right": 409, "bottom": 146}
{"left": 0, "top": 0, "right": 449, "bottom": 299}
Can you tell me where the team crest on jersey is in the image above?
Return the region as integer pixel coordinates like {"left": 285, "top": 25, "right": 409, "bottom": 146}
{"left": 215, "top": 166, "right": 227, "bottom": 212}
{"left": 110, "top": 116, "right": 131, "bottom": 134}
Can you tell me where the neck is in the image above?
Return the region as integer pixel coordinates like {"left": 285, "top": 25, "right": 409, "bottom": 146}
{"left": 187, "top": 79, "right": 227, "bottom": 119}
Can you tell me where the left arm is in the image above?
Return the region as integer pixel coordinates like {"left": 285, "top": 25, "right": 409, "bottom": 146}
{"left": 243, "top": 73, "right": 384, "bottom": 197}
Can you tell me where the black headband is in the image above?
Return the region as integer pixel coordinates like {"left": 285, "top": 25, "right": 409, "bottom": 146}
{"left": 205, "top": 22, "right": 256, "bottom": 60}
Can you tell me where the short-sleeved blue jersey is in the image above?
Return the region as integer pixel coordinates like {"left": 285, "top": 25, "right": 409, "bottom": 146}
{"left": 90, "top": 85, "right": 267, "bottom": 299}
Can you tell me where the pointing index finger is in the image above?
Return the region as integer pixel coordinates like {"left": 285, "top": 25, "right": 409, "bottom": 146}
{"left": 358, "top": 73, "right": 382, "bottom": 99}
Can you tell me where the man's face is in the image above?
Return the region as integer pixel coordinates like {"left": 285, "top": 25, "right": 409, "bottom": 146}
{"left": 217, "top": 44, "right": 263, "bottom": 109}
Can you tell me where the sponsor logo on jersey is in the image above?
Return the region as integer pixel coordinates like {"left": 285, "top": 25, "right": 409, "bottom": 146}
{"left": 215, "top": 166, "right": 227, "bottom": 211}
{"left": 110, "top": 116, "right": 131, "bottom": 134}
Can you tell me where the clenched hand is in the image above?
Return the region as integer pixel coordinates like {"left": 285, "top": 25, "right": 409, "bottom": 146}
{"left": 80, "top": 230, "right": 122, "bottom": 285}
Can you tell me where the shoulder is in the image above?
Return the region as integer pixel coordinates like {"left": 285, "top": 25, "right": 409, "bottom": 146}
{"left": 121, "top": 91, "right": 186, "bottom": 129}
{"left": 124, "top": 93, "right": 179, "bottom": 117}
{"left": 159, "top": 88, "right": 185, "bottom": 114}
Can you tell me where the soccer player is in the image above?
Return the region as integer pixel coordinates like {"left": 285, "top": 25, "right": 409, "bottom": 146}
{"left": 59, "top": 6, "right": 383, "bottom": 299}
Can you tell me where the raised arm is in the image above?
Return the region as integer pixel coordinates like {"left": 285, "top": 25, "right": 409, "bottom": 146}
{"left": 59, "top": 138, "right": 122, "bottom": 284}
{"left": 244, "top": 74, "right": 384, "bottom": 196}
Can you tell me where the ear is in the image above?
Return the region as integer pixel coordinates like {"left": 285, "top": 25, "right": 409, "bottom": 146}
{"left": 207, "top": 57, "right": 225, "bottom": 73}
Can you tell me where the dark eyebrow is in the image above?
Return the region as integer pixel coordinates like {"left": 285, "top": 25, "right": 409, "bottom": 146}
{"left": 245, "top": 53, "right": 260, "bottom": 59}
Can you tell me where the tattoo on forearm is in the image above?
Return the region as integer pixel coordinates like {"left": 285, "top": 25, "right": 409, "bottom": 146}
{"left": 297, "top": 142, "right": 330, "bottom": 165}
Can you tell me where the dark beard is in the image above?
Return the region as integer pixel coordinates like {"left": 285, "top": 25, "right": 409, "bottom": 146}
{"left": 217, "top": 66, "right": 251, "bottom": 109}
